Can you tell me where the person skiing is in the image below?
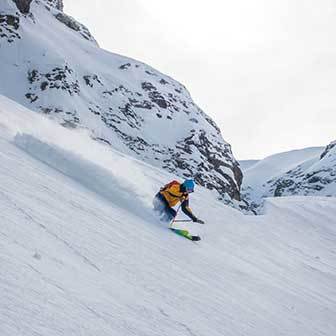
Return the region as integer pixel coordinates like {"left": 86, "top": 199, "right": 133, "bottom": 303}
{"left": 153, "top": 179, "right": 205, "bottom": 224}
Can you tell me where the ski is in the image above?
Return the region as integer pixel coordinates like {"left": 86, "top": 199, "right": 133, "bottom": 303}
{"left": 170, "top": 228, "right": 201, "bottom": 241}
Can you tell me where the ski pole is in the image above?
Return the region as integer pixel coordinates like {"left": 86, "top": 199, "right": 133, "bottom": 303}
{"left": 170, "top": 205, "right": 181, "bottom": 228}
{"left": 173, "top": 220, "right": 193, "bottom": 223}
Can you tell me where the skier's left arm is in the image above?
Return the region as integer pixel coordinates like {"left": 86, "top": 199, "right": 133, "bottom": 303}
{"left": 181, "top": 199, "right": 204, "bottom": 223}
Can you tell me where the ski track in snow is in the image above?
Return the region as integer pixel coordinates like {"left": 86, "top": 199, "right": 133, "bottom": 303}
{"left": 1, "top": 96, "right": 336, "bottom": 335}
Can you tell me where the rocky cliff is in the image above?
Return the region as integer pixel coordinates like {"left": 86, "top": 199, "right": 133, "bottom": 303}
{"left": 267, "top": 141, "right": 336, "bottom": 197}
{"left": 242, "top": 143, "right": 336, "bottom": 211}
{"left": 0, "top": 0, "right": 247, "bottom": 210}
{"left": 13, "top": 0, "right": 63, "bottom": 13}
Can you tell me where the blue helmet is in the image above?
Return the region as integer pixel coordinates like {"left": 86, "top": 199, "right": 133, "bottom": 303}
{"left": 182, "top": 179, "right": 195, "bottom": 193}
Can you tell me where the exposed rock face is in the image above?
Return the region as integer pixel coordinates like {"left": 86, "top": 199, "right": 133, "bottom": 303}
{"left": 241, "top": 145, "right": 335, "bottom": 212}
{"left": 54, "top": 12, "right": 97, "bottom": 43}
{"left": 266, "top": 141, "right": 336, "bottom": 198}
{"left": 12, "top": 0, "right": 32, "bottom": 13}
{"left": 1, "top": 0, "right": 96, "bottom": 46}
{"left": 0, "top": 0, "right": 248, "bottom": 211}
{"left": 11, "top": 0, "right": 63, "bottom": 13}
{"left": 321, "top": 140, "right": 336, "bottom": 159}
{"left": 46, "top": 0, "right": 63, "bottom": 11}
{"left": 0, "top": 13, "right": 20, "bottom": 43}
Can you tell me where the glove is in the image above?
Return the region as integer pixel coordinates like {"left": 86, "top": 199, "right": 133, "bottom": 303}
{"left": 194, "top": 218, "right": 205, "bottom": 224}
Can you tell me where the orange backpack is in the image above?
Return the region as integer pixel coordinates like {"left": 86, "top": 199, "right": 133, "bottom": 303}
{"left": 160, "top": 180, "right": 180, "bottom": 192}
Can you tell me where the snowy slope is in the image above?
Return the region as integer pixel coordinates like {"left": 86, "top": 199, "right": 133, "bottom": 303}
{"left": 242, "top": 147, "right": 325, "bottom": 208}
{"left": 0, "top": 0, "right": 245, "bottom": 209}
{"left": 239, "top": 159, "right": 260, "bottom": 171}
{"left": 267, "top": 142, "right": 336, "bottom": 197}
{"left": 1, "top": 96, "right": 336, "bottom": 336}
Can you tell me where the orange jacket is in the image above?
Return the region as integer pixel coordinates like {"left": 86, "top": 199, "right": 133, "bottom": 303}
{"left": 159, "top": 181, "right": 196, "bottom": 221}
{"left": 160, "top": 181, "right": 188, "bottom": 207}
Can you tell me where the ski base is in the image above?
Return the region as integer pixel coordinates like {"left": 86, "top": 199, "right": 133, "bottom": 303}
{"left": 170, "top": 228, "right": 201, "bottom": 241}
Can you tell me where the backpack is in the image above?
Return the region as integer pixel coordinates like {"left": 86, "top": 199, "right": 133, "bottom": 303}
{"left": 160, "top": 180, "right": 180, "bottom": 192}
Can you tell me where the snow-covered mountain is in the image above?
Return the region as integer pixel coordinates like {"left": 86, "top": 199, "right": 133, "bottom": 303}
{"left": 1, "top": 95, "right": 336, "bottom": 336}
{"left": 242, "top": 145, "right": 336, "bottom": 209}
{"left": 0, "top": 0, "right": 246, "bottom": 210}
{"left": 267, "top": 141, "right": 336, "bottom": 197}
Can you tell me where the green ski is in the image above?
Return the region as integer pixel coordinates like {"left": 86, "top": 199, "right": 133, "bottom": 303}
{"left": 170, "top": 228, "right": 201, "bottom": 241}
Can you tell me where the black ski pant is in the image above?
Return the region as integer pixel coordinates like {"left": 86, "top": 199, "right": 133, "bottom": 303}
{"left": 153, "top": 193, "right": 176, "bottom": 222}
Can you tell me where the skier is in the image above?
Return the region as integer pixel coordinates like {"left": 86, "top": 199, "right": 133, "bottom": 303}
{"left": 153, "top": 179, "right": 205, "bottom": 224}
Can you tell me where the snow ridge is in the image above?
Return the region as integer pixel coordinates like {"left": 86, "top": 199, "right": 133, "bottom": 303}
{"left": 0, "top": 0, "right": 246, "bottom": 210}
{"left": 267, "top": 142, "right": 336, "bottom": 197}
{"left": 242, "top": 145, "right": 336, "bottom": 210}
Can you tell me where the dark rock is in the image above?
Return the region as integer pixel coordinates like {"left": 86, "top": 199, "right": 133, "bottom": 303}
{"left": 40, "top": 81, "right": 49, "bottom": 91}
{"left": 274, "top": 179, "right": 295, "bottom": 197}
{"left": 28, "top": 69, "right": 40, "bottom": 83}
{"left": 25, "top": 93, "right": 38, "bottom": 103}
{"left": 54, "top": 12, "right": 96, "bottom": 43}
{"left": 46, "top": 0, "right": 64, "bottom": 11}
{"left": 119, "top": 63, "right": 131, "bottom": 70}
{"left": 148, "top": 91, "right": 168, "bottom": 109}
{"left": 159, "top": 78, "right": 169, "bottom": 85}
{"left": 0, "top": 14, "right": 19, "bottom": 29}
{"left": 145, "top": 70, "right": 157, "bottom": 76}
{"left": 118, "top": 103, "right": 143, "bottom": 129}
{"left": 12, "top": 0, "right": 32, "bottom": 14}
{"left": 0, "top": 14, "right": 21, "bottom": 43}
{"left": 133, "top": 100, "right": 153, "bottom": 109}
{"left": 141, "top": 82, "right": 157, "bottom": 91}
{"left": 320, "top": 141, "right": 336, "bottom": 159}
{"left": 27, "top": 66, "right": 80, "bottom": 97}
{"left": 83, "top": 74, "right": 103, "bottom": 87}
{"left": 307, "top": 176, "right": 321, "bottom": 184}
{"left": 162, "top": 130, "right": 243, "bottom": 202}
{"left": 55, "top": 12, "right": 80, "bottom": 31}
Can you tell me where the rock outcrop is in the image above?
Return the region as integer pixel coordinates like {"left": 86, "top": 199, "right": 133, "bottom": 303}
{"left": 242, "top": 143, "right": 336, "bottom": 211}
{"left": 267, "top": 140, "right": 336, "bottom": 197}
{"left": 46, "top": 0, "right": 63, "bottom": 11}
{"left": 12, "top": 0, "right": 33, "bottom": 13}
{"left": 12, "top": 0, "right": 64, "bottom": 13}
{"left": 241, "top": 145, "right": 336, "bottom": 212}
{"left": 0, "top": 0, "right": 247, "bottom": 211}
{"left": 320, "top": 140, "right": 336, "bottom": 160}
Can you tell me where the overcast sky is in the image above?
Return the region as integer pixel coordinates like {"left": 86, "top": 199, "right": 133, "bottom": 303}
{"left": 65, "top": 0, "right": 336, "bottom": 159}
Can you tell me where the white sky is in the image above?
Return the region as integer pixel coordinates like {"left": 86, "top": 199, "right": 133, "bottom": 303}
{"left": 65, "top": 0, "right": 336, "bottom": 159}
